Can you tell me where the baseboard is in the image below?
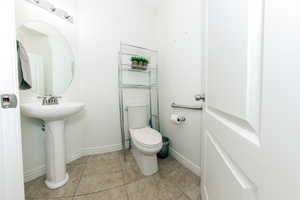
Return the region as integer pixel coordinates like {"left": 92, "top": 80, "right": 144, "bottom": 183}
{"left": 24, "top": 145, "right": 199, "bottom": 183}
{"left": 201, "top": 185, "right": 208, "bottom": 200}
{"left": 81, "top": 144, "right": 122, "bottom": 156}
{"left": 67, "top": 150, "right": 83, "bottom": 164}
{"left": 25, "top": 145, "right": 199, "bottom": 183}
{"left": 24, "top": 144, "right": 122, "bottom": 183}
{"left": 169, "top": 147, "right": 201, "bottom": 176}
{"left": 24, "top": 165, "right": 46, "bottom": 183}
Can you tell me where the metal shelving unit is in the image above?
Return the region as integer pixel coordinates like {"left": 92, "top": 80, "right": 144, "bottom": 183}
{"left": 118, "top": 42, "right": 160, "bottom": 161}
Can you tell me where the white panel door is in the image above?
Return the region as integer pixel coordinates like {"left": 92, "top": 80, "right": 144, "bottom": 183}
{"left": 0, "top": 1, "right": 25, "bottom": 200}
{"left": 202, "top": 0, "right": 300, "bottom": 199}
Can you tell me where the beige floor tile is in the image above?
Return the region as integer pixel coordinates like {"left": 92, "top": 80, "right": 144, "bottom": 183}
{"left": 197, "top": 193, "right": 202, "bottom": 200}
{"left": 68, "top": 164, "right": 86, "bottom": 180}
{"left": 88, "top": 151, "right": 121, "bottom": 163}
{"left": 120, "top": 151, "right": 146, "bottom": 184}
{"left": 73, "top": 186, "right": 128, "bottom": 200}
{"left": 25, "top": 164, "right": 85, "bottom": 199}
{"left": 184, "top": 185, "right": 201, "bottom": 200}
{"left": 155, "top": 176, "right": 183, "bottom": 200}
{"left": 26, "top": 198, "right": 72, "bottom": 200}
{"left": 181, "top": 170, "right": 200, "bottom": 200}
{"left": 76, "top": 171, "right": 124, "bottom": 195}
{"left": 68, "top": 156, "right": 90, "bottom": 167}
{"left": 177, "top": 194, "right": 190, "bottom": 200}
{"left": 25, "top": 152, "right": 201, "bottom": 200}
{"left": 126, "top": 177, "right": 159, "bottom": 200}
{"left": 84, "top": 159, "right": 122, "bottom": 176}
{"left": 171, "top": 168, "right": 200, "bottom": 200}
{"left": 25, "top": 175, "right": 78, "bottom": 198}
{"left": 120, "top": 151, "right": 135, "bottom": 163}
{"left": 122, "top": 160, "right": 145, "bottom": 184}
{"left": 158, "top": 163, "right": 200, "bottom": 200}
{"left": 162, "top": 165, "right": 186, "bottom": 185}
{"left": 158, "top": 157, "right": 182, "bottom": 178}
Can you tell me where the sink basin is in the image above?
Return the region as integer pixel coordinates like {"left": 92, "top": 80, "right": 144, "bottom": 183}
{"left": 21, "top": 102, "right": 85, "bottom": 121}
{"left": 21, "top": 102, "right": 85, "bottom": 189}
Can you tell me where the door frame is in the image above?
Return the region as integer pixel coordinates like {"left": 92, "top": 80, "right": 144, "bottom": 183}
{"left": 0, "top": 1, "right": 25, "bottom": 200}
{"left": 200, "top": 0, "right": 208, "bottom": 178}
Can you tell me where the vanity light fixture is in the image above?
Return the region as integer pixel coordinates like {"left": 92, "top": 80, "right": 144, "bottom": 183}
{"left": 25, "top": 0, "right": 74, "bottom": 24}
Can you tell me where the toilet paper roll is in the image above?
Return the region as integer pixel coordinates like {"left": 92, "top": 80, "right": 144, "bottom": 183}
{"left": 170, "top": 114, "right": 186, "bottom": 124}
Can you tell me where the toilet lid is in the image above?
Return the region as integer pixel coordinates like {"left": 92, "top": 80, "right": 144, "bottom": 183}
{"left": 131, "top": 127, "right": 162, "bottom": 148}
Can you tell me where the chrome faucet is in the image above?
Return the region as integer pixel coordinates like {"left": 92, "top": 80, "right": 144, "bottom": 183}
{"left": 38, "top": 95, "right": 62, "bottom": 105}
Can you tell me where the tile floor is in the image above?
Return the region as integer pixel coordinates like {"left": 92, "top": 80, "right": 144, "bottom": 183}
{"left": 25, "top": 151, "right": 201, "bottom": 200}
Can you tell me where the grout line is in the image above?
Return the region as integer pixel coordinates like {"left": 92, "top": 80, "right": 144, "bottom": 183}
{"left": 29, "top": 195, "right": 75, "bottom": 200}
{"left": 73, "top": 185, "right": 125, "bottom": 197}
{"left": 180, "top": 194, "right": 192, "bottom": 200}
{"left": 118, "top": 153, "right": 130, "bottom": 199}
{"left": 73, "top": 171, "right": 127, "bottom": 197}
{"left": 72, "top": 154, "right": 128, "bottom": 198}
{"left": 72, "top": 162, "right": 88, "bottom": 198}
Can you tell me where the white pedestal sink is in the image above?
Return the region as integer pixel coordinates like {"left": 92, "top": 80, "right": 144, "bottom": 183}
{"left": 21, "top": 102, "right": 85, "bottom": 189}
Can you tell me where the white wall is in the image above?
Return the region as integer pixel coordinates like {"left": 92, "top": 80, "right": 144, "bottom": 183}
{"left": 78, "top": 0, "right": 157, "bottom": 152}
{"left": 78, "top": 0, "right": 203, "bottom": 174}
{"left": 155, "top": 0, "right": 203, "bottom": 174}
{"left": 18, "top": 0, "right": 203, "bottom": 181}
{"left": 15, "top": 0, "right": 83, "bottom": 182}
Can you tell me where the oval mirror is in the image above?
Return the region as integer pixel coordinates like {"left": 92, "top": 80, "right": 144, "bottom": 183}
{"left": 16, "top": 22, "right": 74, "bottom": 96}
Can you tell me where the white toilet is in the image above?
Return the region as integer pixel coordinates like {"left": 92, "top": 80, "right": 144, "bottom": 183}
{"left": 127, "top": 105, "right": 163, "bottom": 176}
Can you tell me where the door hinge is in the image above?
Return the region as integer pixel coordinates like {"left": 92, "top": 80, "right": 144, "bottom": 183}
{"left": 1, "top": 94, "right": 18, "bottom": 109}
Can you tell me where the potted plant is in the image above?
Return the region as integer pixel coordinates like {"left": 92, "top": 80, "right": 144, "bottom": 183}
{"left": 137, "top": 57, "right": 143, "bottom": 67}
{"left": 143, "top": 58, "right": 149, "bottom": 68}
{"left": 131, "top": 57, "right": 149, "bottom": 70}
{"left": 131, "top": 57, "right": 139, "bottom": 68}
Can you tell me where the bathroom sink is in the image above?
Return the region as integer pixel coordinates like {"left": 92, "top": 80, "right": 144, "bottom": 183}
{"left": 21, "top": 102, "right": 85, "bottom": 121}
{"left": 20, "top": 102, "right": 85, "bottom": 189}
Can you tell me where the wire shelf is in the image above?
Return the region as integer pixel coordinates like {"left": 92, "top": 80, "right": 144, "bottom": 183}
{"left": 118, "top": 42, "right": 159, "bottom": 162}
{"left": 120, "top": 84, "right": 155, "bottom": 89}
{"left": 121, "top": 64, "right": 157, "bottom": 73}
{"left": 120, "top": 42, "right": 158, "bottom": 53}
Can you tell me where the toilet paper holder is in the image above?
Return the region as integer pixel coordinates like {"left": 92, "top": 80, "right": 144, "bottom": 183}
{"left": 177, "top": 116, "right": 186, "bottom": 122}
{"left": 171, "top": 114, "right": 186, "bottom": 124}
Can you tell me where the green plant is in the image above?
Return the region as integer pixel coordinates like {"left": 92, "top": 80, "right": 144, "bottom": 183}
{"left": 131, "top": 56, "right": 139, "bottom": 62}
{"left": 131, "top": 57, "right": 149, "bottom": 65}
{"left": 143, "top": 58, "right": 149, "bottom": 64}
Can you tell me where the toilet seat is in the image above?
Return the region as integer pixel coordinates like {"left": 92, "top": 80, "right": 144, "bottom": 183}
{"left": 130, "top": 127, "right": 162, "bottom": 150}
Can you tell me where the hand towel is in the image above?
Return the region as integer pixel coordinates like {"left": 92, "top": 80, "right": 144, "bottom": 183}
{"left": 17, "top": 40, "right": 32, "bottom": 90}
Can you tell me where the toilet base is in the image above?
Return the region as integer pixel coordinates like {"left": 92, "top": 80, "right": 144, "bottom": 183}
{"left": 132, "top": 146, "right": 159, "bottom": 176}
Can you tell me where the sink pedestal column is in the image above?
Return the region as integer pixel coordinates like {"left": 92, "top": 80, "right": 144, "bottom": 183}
{"left": 44, "top": 120, "right": 69, "bottom": 189}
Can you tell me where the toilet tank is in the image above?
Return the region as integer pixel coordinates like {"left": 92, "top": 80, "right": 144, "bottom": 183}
{"left": 127, "top": 105, "right": 148, "bottom": 129}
